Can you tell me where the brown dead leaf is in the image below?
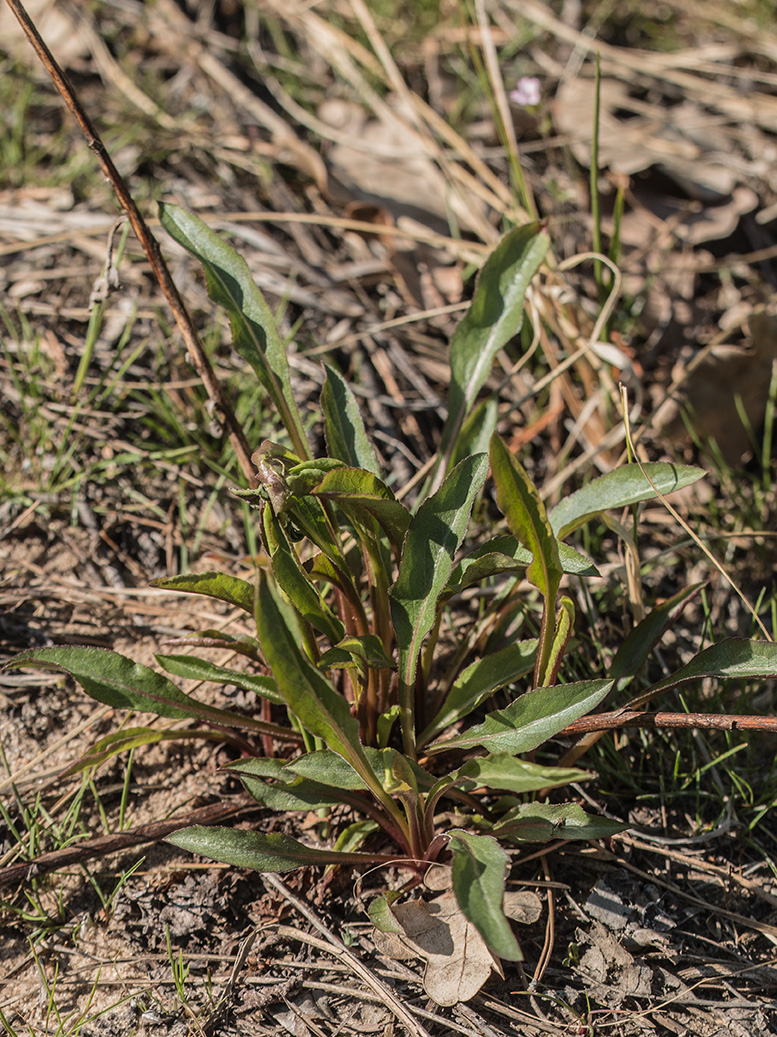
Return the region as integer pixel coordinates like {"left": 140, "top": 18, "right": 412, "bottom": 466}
{"left": 655, "top": 310, "right": 777, "bottom": 464}
{"left": 553, "top": 77, "right": 737, "bottom": 202}
{"left": 372, "top": 887, "right": 541, "bottom": 1006}
{"left": 320, "top": 99, "right": 483, "bottom": 235}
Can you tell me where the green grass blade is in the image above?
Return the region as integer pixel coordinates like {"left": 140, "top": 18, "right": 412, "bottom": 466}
{"left": 390, "top": 454, "right": 490, "bottom": 758}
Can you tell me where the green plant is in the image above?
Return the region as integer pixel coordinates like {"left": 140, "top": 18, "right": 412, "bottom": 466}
{"left": 7, "top": 206, "right": 777, "bottom": 974}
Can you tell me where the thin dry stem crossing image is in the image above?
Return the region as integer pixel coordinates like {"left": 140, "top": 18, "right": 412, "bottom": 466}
{"left": 3, "top": 1, "right": 777, "bottom": 1035}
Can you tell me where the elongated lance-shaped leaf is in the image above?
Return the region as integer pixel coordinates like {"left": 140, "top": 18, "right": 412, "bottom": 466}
{"left": 226, "top": 757, "right": 366, "bottom": 812}
{"left": 151, "top": 571, "right": 256, "bottom": 615}
{"left": 444, "top": 537, "right": 597, "bottom": 599}
{"left": 426, "top": 679, "right": 612, "bottom": 755}
{"left": 549, "top": 462, "right": 705, "bottom": 540}
{"left": 540, "top": 596, "right": 575, "bottom": 687}
{"left": 490, "top": 436, "right": 562, "bottom": 599}
{"left": 155, "top": 653, "right": 284, "bottom": 705}
{"left": 311, "top": 466, "right": 411, "bottom": 554}
{"left": 419, "top": 639, "right": 538, "bottom": 747}
{"left": 493, "top": 802, "right": 627, "bottom": 843}
{"left": 435, "top": 223, "right": 550, "bottom": 481}
{"left": 390, "top": 454, "right": 490, "bottom": 758}
{"left": 166, "top": 826, "right": 395, "bottom": 872}
{"left": 491, "top": 434, "right": 563, "bottom": 685}
{"left": 452, "top": 753, "right": 590, "bottom": 795}
{"left": 624, "top": 638, "right": 777, "bottom": 711}
{"left": 322, "top": 364, "right": 382, "bottom": 476}
{"left": 2, "top": 647, "right": 288, "bottom": 737}
{"left": 159, "top": 203, "right": 309, "bottom": 458}
{"left": 449, "top": 830, "right": 523, "bottom": 961}
{"left": 254, "top": 577, "right": 404, "bottom": 826}
{"left": 262, "top": 506, "right": 345, "bottom": 644}
{"left": 608, "top": 583, "right": 705, "bottom": 694}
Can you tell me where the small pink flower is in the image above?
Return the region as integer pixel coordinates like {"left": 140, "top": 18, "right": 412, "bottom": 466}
{"left": 509, "top": 76, "right": 541, "bottom": 107}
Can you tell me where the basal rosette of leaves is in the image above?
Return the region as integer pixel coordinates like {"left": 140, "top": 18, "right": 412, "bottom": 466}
{"left": 7, "top": 207, "right": 777, "bottom": 976}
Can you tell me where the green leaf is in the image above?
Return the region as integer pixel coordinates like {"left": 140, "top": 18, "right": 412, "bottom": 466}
{"left": 608, "top": 583, "right": 705, "bottom": 694}
{"left": 322, "top": 364, "right": 382, "bottom": 476}
{"left": 225, "top": 758, "right": 352, "bottom": 811}
{"left": 155, "top": 653, "right": 283, "bottom": 705}
{"left": 419, "top": 640, "right": 538, "bottom": 746}
{"left": 285, "top": 748, "right": 435, "bottom": 793}
{"left": 438, "top": 223, "right": 549, "bottom": 464}
{"left": 254, "top": 579, "right": 393, "bottom": 809}
{"left": 166, "top": 826, "right": 389, "bottom": 871}
{"left": 390, "top": 454, "right": 490, "bottom": 756}
{"left": 312, "top": 466, "right": 411, "bottom": 552}
{"left": 427, "top": 679, "right": 613, "bottom": 755}
{"left": 549, "top": 462, "right": 706, "bottom": 540}
{"left": 449, "top": 830, "right": 522, "bottom": 961}
{"left": 150, "top": 571, "right": 256, "bottom": 615}
{"left": 493, "top": 803, "right": 627, "bottom": 843}
{"left": 331, "top": 819, "right": 380, "bottom": 855}
{"left": 450, "top": 398, "right": 499, "bottom": 469}
{"left": 262, "top": 506, "right": 345, "bottom": 643}
{"left": 490, "top": 435, "right": 562, "bottom": 600}
{"left": 4, "top": 646, "right": 243, "bottom": 725}
{"left": 159, "top": 203, "right": 309, "bottom": 458}
{"left": 445, "top": 537, "right": 597, "bottom": 598}
{"left": 631, "top": 638, "right": 777, "bottom": 708}
{"left": 368, "top": 892, "right": 404, "bottom": 933}
{"left": 63, "top": 727, "right": 194, "bottom": 775}
{"left": 318, "top": 635, "right": 395, "bottom": 673}
{"left": 453, "top": 753, "right": 590, "bottom": 795}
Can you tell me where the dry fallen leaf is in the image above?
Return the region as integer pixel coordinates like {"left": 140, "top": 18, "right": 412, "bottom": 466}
{"left": 372, "top": 887, "right": 542, "bottom": 1006}
{"left": 655, "top": 310, "right": 777, "bottom": 464}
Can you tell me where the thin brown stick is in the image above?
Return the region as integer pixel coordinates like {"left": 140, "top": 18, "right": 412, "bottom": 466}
{"left": 560, "top": 711, "right": 777, "bottom": 736}
{"left": 265, "top": 875, "right": 433, "bottom": 1037}
{"left": 0, "top": 798, "right": 260, "bottom": 888}
{"left": 4, "top": 0, "right": 255, "bottom": 484}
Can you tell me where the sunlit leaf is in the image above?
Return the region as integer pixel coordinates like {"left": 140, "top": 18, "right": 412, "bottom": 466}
{"left": 151, "top": 571, "right": 256, "bottom": 615}
{"left": 427, "top": 679, "right": 612, "bottom": 755}
{"left": 166, "top": 826, "right": 391, "bottom": 871}
{"left": 159, "top": 203, "right": 309, "bottom": 457}
{"left": 390, "top": 453, "right": 489, "bottom": 756}
{"left": 449, "top": 830, "right": 522, "bottom": 961}
{"left": 322, "top": 364, "right": 382, "bottom": 476}
{"left": 549, "top": 462, "right": 706, "bottom": 540}
{"left": 438, "top": 223, "right": 549, "bottom": 466}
